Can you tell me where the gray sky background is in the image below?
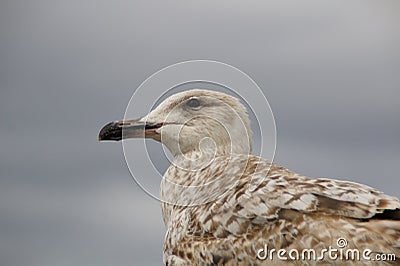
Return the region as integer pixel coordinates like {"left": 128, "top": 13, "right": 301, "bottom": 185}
{"left": 1, "top": 1, "right": 399, "bottom": 265}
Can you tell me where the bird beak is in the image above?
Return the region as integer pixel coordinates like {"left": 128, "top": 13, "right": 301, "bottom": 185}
{"left": 98, "top": 119, "right": 163, "bottom": 141}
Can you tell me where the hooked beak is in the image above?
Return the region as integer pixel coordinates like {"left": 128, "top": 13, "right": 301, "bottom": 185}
{"left": 98, "top": 119, "right": 164, "bottom": 141}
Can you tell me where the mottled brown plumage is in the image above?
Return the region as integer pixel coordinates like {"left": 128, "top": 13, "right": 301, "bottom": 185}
{"left": 161, "top": 154, "right": 400, "bottom": 265}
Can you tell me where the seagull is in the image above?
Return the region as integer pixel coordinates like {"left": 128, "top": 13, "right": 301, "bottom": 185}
{"left": 99, "top": 89, "right": 400, "bottom": 265}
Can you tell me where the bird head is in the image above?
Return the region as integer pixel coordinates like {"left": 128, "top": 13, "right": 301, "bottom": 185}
{"left": 99, "top": 89, "right": 252, "bottom": 158}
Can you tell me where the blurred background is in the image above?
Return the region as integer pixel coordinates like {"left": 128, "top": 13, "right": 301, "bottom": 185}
{"left": 1, "top": 1, "right": 399, "bottom": 265}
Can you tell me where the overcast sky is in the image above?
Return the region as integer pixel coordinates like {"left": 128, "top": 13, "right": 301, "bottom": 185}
{"left": 1, "top": 1, "right": 399, "bottom": 265}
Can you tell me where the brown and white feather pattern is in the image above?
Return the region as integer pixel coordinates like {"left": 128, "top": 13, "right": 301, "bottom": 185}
{"left": 161, "top": 153, "right": 400, "bottom": 265}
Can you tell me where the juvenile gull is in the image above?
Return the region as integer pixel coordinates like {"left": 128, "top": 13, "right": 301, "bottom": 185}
{"left": 99, "top": 89, "right": 400, "bottom": 265}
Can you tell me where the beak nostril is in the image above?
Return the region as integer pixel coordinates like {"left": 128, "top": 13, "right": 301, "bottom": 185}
{"left": 145, "top": 122, "right": 165, "bottom": 130}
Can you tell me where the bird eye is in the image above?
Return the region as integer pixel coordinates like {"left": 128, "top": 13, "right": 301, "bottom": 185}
{"left": 186, "top": 98, "right": 201, "bottom": 108}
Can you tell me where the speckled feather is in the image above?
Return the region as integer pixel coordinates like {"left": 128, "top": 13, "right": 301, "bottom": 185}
{"left": 161, "top": 154, "right": 400, "bottom": 265}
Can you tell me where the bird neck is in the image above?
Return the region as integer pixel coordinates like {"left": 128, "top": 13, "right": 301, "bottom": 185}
{"left": 170, "top": 136, "right": 252, "bottom": 159}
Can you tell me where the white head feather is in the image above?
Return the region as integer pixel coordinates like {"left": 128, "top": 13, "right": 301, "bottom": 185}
{"left": 141, "top": 89, "right": 252, "bottom": 158}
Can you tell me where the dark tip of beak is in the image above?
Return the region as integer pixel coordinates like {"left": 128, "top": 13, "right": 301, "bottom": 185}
{"left": 98, "top": 121, "right": 122, "bottom": 141}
